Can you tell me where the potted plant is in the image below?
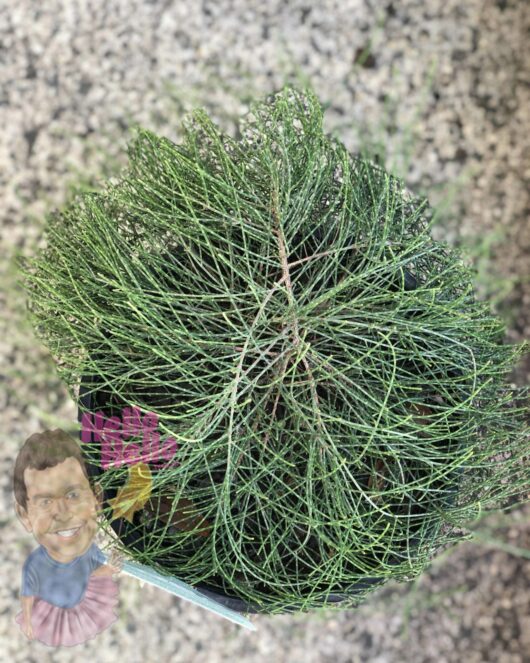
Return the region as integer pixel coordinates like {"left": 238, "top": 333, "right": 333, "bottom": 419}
{"left": 19, "top": 84, "right": 529, "bottom": 616}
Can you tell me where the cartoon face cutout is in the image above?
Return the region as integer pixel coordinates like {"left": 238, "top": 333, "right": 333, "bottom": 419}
{"left": 16, "top": 457, "right": 102, "bottom": 564}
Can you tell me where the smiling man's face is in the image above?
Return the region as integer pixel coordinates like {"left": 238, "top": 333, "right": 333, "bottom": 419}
{"left": 16, "top": 457, "right": 101, "bottom": 563}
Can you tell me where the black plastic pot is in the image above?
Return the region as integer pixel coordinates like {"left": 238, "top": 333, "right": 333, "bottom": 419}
{"left": 75, "top": 240, "right": 459, "bottom": 614}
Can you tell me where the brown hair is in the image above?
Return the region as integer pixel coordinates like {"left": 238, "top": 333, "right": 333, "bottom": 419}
{"left": 13, "top": 428, "right": 92, "bottom": 511}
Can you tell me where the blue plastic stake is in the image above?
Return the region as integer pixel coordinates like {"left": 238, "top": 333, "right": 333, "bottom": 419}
{"left": 102, "top": 553, "right": 257, "bottom": 631}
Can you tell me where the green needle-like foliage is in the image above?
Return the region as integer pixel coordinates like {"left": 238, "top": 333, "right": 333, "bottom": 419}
{"left": 18, "top": 85, "right": 529, "bottom": 615}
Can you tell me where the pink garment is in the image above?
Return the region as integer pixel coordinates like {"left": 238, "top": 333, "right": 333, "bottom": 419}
{"left": 15, "top": 573, "right": 119, "bottom": 647}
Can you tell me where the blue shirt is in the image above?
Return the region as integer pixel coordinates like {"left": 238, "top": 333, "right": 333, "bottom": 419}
{"left": 20, "top": 542, "right": 106, "bottom": 608}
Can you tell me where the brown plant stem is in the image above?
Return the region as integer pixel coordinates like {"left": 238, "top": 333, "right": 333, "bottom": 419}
{"left": 270, "top": 186, "right": 328, "bottom": 457}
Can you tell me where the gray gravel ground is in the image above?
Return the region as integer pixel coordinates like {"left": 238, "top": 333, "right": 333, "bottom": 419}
{"left": 1, "top": 1, "right": 529, "bottom": 661}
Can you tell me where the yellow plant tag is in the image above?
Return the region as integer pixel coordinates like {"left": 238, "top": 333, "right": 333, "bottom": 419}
{"left": 109, "top": 462, "right": 153, "bottom": 523}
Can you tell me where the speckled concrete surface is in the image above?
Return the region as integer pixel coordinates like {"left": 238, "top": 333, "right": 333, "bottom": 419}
{"left": 1, "top": 1, "right": 529, "bottom": 661}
